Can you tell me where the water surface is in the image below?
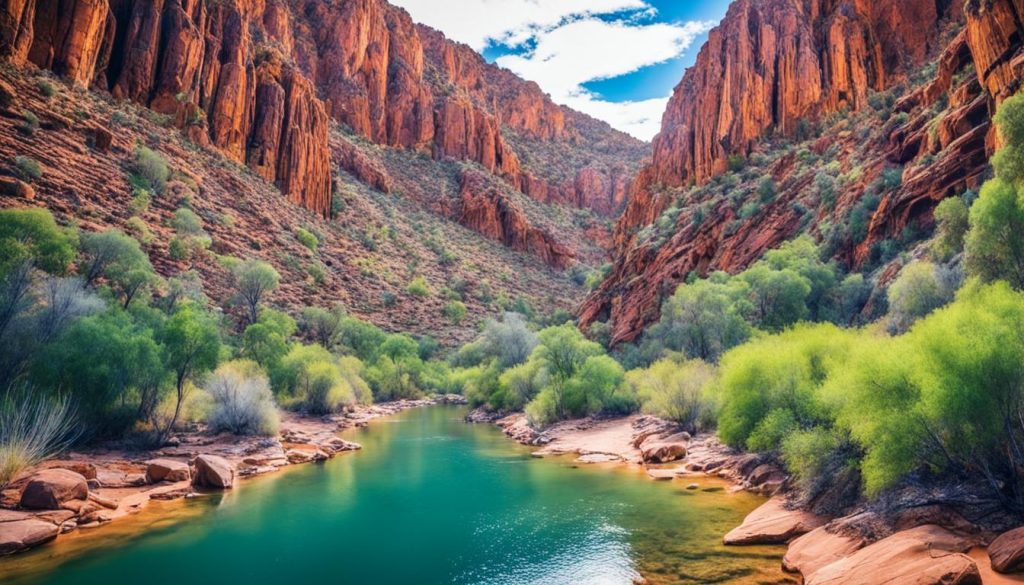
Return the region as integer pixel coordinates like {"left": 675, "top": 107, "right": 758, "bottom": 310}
{"left": 1, "top": 406, "right": 789, "bottom": 584}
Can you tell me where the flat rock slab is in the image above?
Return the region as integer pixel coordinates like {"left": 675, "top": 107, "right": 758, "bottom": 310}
{"left": 989, "top": 526, "right": 1024, "bottom": 574}
{"left": 783, "top": 526, "right": 865, "bottom": 579}
{"left": 0, "top": 519, "right": 59, "bottom": 555}
{"left": 724, "top": 496, "right": 827, "bottom": 545}
{"left": 806, "top": 525, "right": 981, "bottom": 585}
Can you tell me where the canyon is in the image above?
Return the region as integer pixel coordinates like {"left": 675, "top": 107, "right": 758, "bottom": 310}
{"left": 581, "top": 0, "right": 1024, "bottom": 344}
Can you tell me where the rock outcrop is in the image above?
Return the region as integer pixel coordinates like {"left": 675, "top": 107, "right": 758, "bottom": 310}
{"left": 19, "top": 469, "right": 89, "bottom": 510}
{"left": 144, "top": 459, "right": 191, "bottom": 484}
{"left": 581, "top": 0, "right": 1024, "bottom": 344}
{"left": 0, "top": 518, "right": 59, "bottom": 556}
{"left": 804, "top": 525, "right": 981, "bottom": 585}
{"left": 723, "top": 496, "right": 828, "bottom": 545}
{"left": 457, "top": 171, "right": 574, "bottom": 270}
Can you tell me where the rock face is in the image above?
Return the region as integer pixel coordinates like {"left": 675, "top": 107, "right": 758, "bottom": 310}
{"left": 581, "top": 0, "right": 1024, "bottom": 343}
{"left": 0, "top": 0, "right": 643, "bottom": 266}
{"left": 144, "top": 459, "right": 191, "bottom": 484}
{"left": 989, "top": 526, "right": 1024, "bottom": 574}
{"left": 805, "top": 525, "right": 981, "bottom": 585}
{"left": 783, "top": 526, "right": 865, "bottom": 579}
{"left": 458, "top": 171, "right": 575, "bottom": 269}
{"left": 192, "top": 454, "right": 234, "bottom": 489}
{"left": 0, "top": 519, "right": 59, "bottom": 555}
{"left": 723, "top": 497, "right": 828, "bottom": 545}
{"left": 19, "top": 469, "right": 89, "bottom": 510}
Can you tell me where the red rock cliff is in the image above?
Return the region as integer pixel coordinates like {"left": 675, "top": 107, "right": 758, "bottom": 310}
{"left": 584, "top": 0, "right": 1024, "bottom": 344}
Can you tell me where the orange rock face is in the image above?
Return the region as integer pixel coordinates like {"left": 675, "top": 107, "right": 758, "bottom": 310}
{"left": 458, "top": 171, "right": 575, "bottom": 270}
{"left": 582, "top": 0, "right": 1023, "bottom": 344}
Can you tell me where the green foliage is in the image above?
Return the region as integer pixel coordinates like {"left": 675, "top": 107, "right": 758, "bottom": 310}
{"left": 443, "top": 300, "right": 467, "bottom": 324}
{"left": 886, "top": 262, "right": 955, "bottom": 333}
{"left": 131, "top": 146, "right": 170, "bottom": 195}
{"left": 232, "top": 259, "right": 280, "bottom": 325}
{"left": 18, "top": 109, "right": 39, "bottom": 135}
{"left": 714, "top": 323, "right": 854, "bottom": 450}
{"left": 159, "top": 303, "right": 221, "bottom": 438}
{"left": 171, "top": 208, "right": 204, "bottom": 235}
{"left": 13, "top": 156, "right": 41, "bottom": 182}
{"left": 242, "top": 309, "right": 296, "bottom": 372}
{"left": 407, "top": 276, "right": 430, "bottom": 297}
{"left": 627, "top": 357, "right": 714, "bottom": 432}
{"left": 0, "top": 208, "right": 75, "bottom": 276}
{"left": 295, "top": 227, "right": 319, "bottom": 252}
{"left": 931, "top": 197, "right": 969, "bottom": 261}
{"left": 78, "top": 230, "right": 153, "bottom": 299}
{"left": 203, "top": 360, "right": 279, "bottom": 436}
{"left": 645, "top": 277, "right": 753, "bottom": 362}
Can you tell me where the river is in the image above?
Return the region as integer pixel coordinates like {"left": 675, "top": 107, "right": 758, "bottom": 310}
{"left": 1, "top": 406, "right": 788, "bottom": 584}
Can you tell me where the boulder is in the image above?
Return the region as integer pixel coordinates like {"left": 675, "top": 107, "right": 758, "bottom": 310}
{"left": 807, "top": 525, "right": 980, "bottom": 585}
{"left": 989, "top": 526, "right": 1024, "bottom": 574}
{"left": 145, "top": 459, "right": 191, "bottom": 484}
{"left": 43, "top": 461, "right": 97, "bottom": 480}
{"left": 0, "top": 176, "right": 34, "bottom": 200}
{"left": 783, "top": 526, "right": 865, "bottom": 579}
{"left": 724, "top": 497, "right": 827, "bottom": 545}
{"left": 285, "top": 449, "right": 329, "bottom": 464}
{"left": 192, "top": 455, "right": 235, "bottom": 489}
{"left": 0, "top": 519, "right": 59, "bottom": 555}
{"left": 20, "top": 469, "right": 88, "bottom": 510}
{"left": 640, "top": 432, "right": 690, "bottom": 464}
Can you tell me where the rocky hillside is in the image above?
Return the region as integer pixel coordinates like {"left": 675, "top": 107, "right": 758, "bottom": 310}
{"left": 0, "top": 0, "right": 650, "bottom": 343}
{"left": 581, "top": 0, "right": 1024, "bottom": 344}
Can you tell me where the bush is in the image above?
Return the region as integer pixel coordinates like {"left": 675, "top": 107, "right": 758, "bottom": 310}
{"left": 36, "top": 79, "right": 56, "bottom": 98}
{"left": 296, "top": 227, "right": 318, "bottom": 252}
{"left": 443, "top": 300, "right": 467, "bottom": 324}
{"left": 0, "top": 392, "right": 78, "bottom": 488}
{"left": 13, "top": 156, "right": 41, "bottom": 182}
{"left": 886, "top": 261, "right": 956, "bottom": 333}
{"left": 171, "top": 208, "right": 204, "bottom": 235}
{"left": 932, "top": 197, "right": 969, "bottom": 261}
{"left": 18, "top": 110, "right": 39, "bottom": 135}
{"left": 480, "top": 312, "right": 538, "bottom": 368}
{"left": 131, "top": 146, "right": 170, "bottom": 195}
{"left": 0, "top": 208, "right": 76, "bottom": 276}
{"left": 407, "top": 276, "right": 430, "bottom": 296}
{"left": 204, "top": 361, "right": 279, "bottom": 436}
{"left": 645, "top": 278, "right": 753, "bottom": 362}
{"left": 714, "top": 324, "right": 854, "bottom": 450}
{"left": 628, "top": 358, "right": 715, "bottom": 432}
{"left": 274, "top": 345, "right": 356, "bottom": 414}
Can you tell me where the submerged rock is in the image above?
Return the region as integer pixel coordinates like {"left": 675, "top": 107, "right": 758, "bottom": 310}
{"left": 723, "top": 496, "right": 827, "bottom": 545}
{"left": 20, "top": 469, "right": 89, "bottom": 510}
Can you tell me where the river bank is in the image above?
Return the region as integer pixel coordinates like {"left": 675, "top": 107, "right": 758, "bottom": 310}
{"left": 0, "top": 396, "right": 466, "bottom": 557}
{"left": 473, "top": 408, "right": 1024, "bottom": 584}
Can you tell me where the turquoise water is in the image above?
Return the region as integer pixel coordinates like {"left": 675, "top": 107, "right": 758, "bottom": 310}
{"left": 0, "top": 406, "right": 789, "bottom": 584}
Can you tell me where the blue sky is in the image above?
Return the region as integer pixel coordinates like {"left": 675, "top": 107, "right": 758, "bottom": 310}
{"left": 391, "top": 0, "right": 732, "bottom": 141}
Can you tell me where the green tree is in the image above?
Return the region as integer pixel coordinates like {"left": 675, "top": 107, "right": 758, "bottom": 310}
{"left": 232, "top": 260, "right": 280, "bottom": 326}
{"left": 932, "top": 197, "right": 969, "bottom": 261}
{"left": 159, "top": 304, "right": 221, "bottom": 441}
{"left": 627, "top": 357, "right": 715, "bottom": 432}
{"left": 0, "top": 208, "right": 75, "bottom": 276}
{"left": 648, "top": 278, "right": 753, "bottom": 362}
{"left": 886, "top": 261, "right": 954, "bottom": 333}
{"left": 739, "top": 264, "right": 812, "bottom": 331}
{"left": 78, "top": 230, "right": 151, "bottom": 290}
{"left": 242, "top": 309, "right": 296, "bottom": 372}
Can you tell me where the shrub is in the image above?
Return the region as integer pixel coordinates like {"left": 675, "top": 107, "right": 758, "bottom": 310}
{"left": 886, "top": 261, "right": 956, "bottom": 333}
{"left": 275, "top": 345, "right": 355, "bottom": 413}
{"left": 714, "top": 324, "right": 854, "bottom": 450}
{"left": 36, "top": 79, "right": 56, "bottom": 98}
{"left": 242, "top": 310, "right": 295, "bottom": 372}
{"left": 628, "top": 358, "right": 715, "bottom": 432}
{"left": 18, "top": 110, "right": 39, "bottom": 135}
{"left": 296, "top": 227, "right": 318, "bottom": 252}
{"left": 13, "top": 156, "right": 41, "bottom": 182}
{"left": 0, "top": 208, "right": 76, "bottom": 276}
{"left": 480, "top": 312, "right": 538, "bottom": 368}
{"left": 299, "top": 305, "right": 343, "bottom": 348}
{"left": 131, "top": 146, "right": 170, "bottom": 195}
{"left": 204, "top": 361, "right": 279, "bottom": 436}
{"left": 407, "top": 276, "right": 430, "bottom": 296}
{"left": 171, "top": 208, "right": 204, "bottom": 235}
{"left": 932, "top": 197, "right": 969, "bottom": 261}
{"left": 0, "top": 392, "right": 78, "bottom": 488}
{"left": 443, "top": 300, "right": 467, "bottom": 324}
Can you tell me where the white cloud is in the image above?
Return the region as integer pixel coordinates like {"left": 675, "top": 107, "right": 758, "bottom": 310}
{"left": 392, "top": 0, "right": 651, "bottom": 51}
{"left": 390, "top": 0, "right": 714, "bottom": 141}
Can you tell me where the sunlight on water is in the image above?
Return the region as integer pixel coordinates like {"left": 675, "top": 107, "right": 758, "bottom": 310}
{"left": 0, "top": 407, "right": 789, "bottom": 585}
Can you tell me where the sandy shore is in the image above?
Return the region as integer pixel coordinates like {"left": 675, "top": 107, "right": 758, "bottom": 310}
{"left": 0, "top": 396, "right": 465, "bottom": 557}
